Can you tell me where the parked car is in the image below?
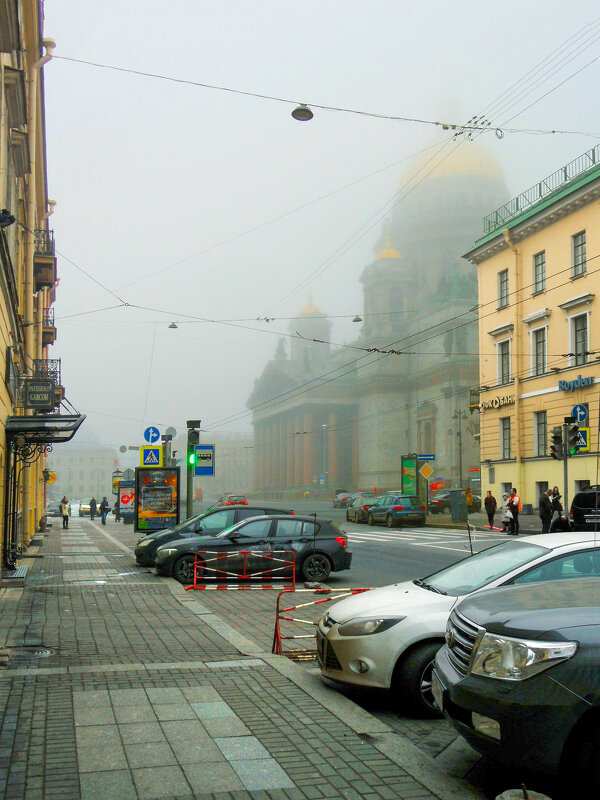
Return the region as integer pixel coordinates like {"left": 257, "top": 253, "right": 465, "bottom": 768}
{"left": 317, "top": 532, "right": 600, "bottom": 716}
{"left": 46, "top": 500, "right": 63, "bottom": 517}
{"left": 429, "top": 490, "right": 481, "bottom": 514}
{"left": 346, "top": 495, "right": 378, "bottom": 523}
{"left": 366, "top": 493, "right": 426, "bottom": 527}
{"left": 135, "top": 505, "right": 294, "bottom": 566}
{"left": 570, "top": 484, "right": 600, "bottom": 531}
{"left": 433, "top": 576, "right": 600, "bottom": 791}
{"left": 333, "top": 490, "right": 352, "bottom": 508}
{"left": 155, "top": 514, "right": 352, "bottom": 584}
{"left": 215, "top": 494, "right": 248, "bottom": 506}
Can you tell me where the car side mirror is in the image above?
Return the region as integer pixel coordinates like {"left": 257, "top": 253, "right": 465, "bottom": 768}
{"left": 195, "top": 526, "right": 204, "bottom": 533}
{"left": 228, "top": 532, "right": 239, "bottom": 541}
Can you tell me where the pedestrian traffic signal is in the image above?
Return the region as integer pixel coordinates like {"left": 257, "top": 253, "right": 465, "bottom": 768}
{"left": 550, "top": 426, "right": 563, "bottom": 460}
{"left": 566, "top": 422, "right": 580, "bottom": 456}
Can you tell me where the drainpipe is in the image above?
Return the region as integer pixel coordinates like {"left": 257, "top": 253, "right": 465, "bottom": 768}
{"left": 503, "top": 229, "right": 523, "bottom": 492}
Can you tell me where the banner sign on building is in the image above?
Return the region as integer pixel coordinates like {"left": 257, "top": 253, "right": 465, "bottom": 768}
{"left": 23, "top": 378, "right": 55, "bottom": 411}
{"left": 134, "top": 467, "right": 179, "bottom": 532}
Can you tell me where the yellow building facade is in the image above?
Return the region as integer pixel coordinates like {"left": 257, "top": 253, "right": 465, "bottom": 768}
{"left": 465, "top": 145, "right": 600, "bottom": 510}
{"left": 0, "top": 1, "right": 64, "bottom": 570}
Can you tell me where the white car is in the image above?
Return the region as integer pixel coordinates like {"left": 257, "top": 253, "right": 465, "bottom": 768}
{"left": 318, "top": 532, "right": 600, "bottom": 716}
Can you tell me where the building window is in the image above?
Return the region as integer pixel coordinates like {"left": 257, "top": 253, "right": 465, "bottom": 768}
{"left": 534, "top": 411, "right": 547, "bottom": 457}
{"left": 498, "top": 269, "right": 509, "bottom": 309}
{"left": 572, "top": 314, "right": 588, "bottom": 366}
{"left": 497, "top": 339, "right": 511, "bottom": 384}
{"left": 532, "top": 328, "right": 546, "bottom": 375}
{"left": 572, "top": 231, "right": 586, "bottom": 277}
{"left": 500, "top": 417, "right": 511, "bottom": 459}
{"left": 536, "top": 481, "right": 549, "bottom": 501}
{"left": 533, "top": 251, "right": 546, "bottom": 294}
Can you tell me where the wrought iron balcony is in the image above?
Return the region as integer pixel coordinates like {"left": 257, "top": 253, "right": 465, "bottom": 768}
{"left": 33, "top": 230, "right": 57, "bottom": 291}
{"left": 42, "top": 308, "right": 57, "bottom": 346}
{"left": 483, "top": 144, "right": 600, "bottom": 235}
{"left": 33, "top": 358, "right": 61, "bottom": 385}
{"left": 34, "top": 230, "right": 55, "bottom": 257}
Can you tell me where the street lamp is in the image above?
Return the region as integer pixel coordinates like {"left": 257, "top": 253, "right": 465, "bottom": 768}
{"left": 452, "top": 410, "right": 467, "bottom": 486}
{"left": 291, "top": 104, "right": 313, "bottom": 121}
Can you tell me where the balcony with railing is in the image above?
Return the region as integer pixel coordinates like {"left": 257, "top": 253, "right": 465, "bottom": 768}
{"left": 483, "top": 144, "right": 600, "bottom": 235}
{"left": 33, "top": 229, "right": 57, "bottom": 291}
{"left": 33, "top": 358, "right": 61, "bottom": 385}
{"left": 41, "top": 307, "right": 57, "bottom": 346}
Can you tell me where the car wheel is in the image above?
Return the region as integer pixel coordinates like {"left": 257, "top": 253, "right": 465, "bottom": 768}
{"left": 560, "top": 716, "right": 600, "bottom": 793}
{"left": 172, "top": 555, "right": 198, "bottom": 585}
{"left": 301, "top": 553, "right": 331, "bottom": 582}
{"left": 392, "top": 641, "right": 444, "bottom": 718}
{"left": 386, "top": 514, "right": 395, "bottom": 529}
{"left": 367, "top": 513, "right": 374, "bottom": 526}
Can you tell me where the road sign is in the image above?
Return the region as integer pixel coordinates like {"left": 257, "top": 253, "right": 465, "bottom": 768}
{"left": 122, "top": 468, "right": 135, "bottom": 481}
{"left": 141, "top": 446, "right": 163, "bottom": 467}
{"left": 143, "top": 426, "right": 161, "bottom": 444}
{"left": 193, "top": 444, "right": 215, "bottom": 476}
{"left": 46, "top": 471, "right": 56, "bottom": 485}
{"left": 571, "top": 404, "right": 588, "bottom": 424}
{"left": 419, "top": 463, "right": 434, "bottom": 480}
{"left": 576, "top": 427, "right": 590, "bottom": 452}
{"left": 418, "top": 454, "right": 435, "bottom": 461}
{"left": 119, "top": 445, "right": 127, "bottom": 453}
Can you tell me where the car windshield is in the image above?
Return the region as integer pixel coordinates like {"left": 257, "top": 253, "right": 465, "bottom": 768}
{"left": 420, "top": 541, "right": 550, "bottom": 596}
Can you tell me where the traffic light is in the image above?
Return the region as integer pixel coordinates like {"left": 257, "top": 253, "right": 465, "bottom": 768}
{"left": 566, "top": 422, "right": 580, "bottom": 456}
{"left": 550, "top": 426, "right": 563, "bottom": 460}
{"left": 187, "top": 428, "right": 199, "bottom": 467}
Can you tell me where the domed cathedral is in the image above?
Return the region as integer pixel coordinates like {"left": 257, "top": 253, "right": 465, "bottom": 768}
{"left": 248, "top": 138, "right": 510, "bottom": 494}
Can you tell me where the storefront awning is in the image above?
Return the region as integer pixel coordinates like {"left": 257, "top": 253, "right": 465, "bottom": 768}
{"left": 5, "top": 413, "right": 86, "bottom": 445}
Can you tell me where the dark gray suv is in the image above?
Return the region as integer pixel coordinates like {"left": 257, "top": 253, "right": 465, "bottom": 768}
{"left": 570, "top": 485, "right": 600, "bottom": 532}
{"left": 433, "top": 576, "right": 600, "bottom": 792}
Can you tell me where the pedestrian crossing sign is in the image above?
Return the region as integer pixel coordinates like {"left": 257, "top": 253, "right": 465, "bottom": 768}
{"left": 140, "top": 446, "right": 163, "bottom": 467}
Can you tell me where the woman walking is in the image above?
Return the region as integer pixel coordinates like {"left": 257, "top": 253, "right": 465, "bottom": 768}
{"left": 551, "top": 486, "right": 563, "bottom": 519}
{"left": 60, "top": 496, "right": 70, "bottom": 529}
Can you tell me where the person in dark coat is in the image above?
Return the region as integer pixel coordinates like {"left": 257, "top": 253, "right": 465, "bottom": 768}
{"left": 549, "top": 514, "right": 572, "bottom": 533}
{"left": 89, "top": 497, "right": 97, "bottom": 520}
{"left": 551, "top": 486, "right": 563, "bottom": 518}
{"left": 539, "top": 489, "right": 554, "bottom": 533}
{"left": 99, "top": 497, "right": 110, "bottom": 525}
{"left": 507, "top": 488, "right": 520, "bottom": 534}
{"left": 484, "top": 491, "right": 497, "bottom": 529}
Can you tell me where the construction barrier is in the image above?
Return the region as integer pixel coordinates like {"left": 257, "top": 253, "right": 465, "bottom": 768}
{"left": 272, "top": 587, "right": 371, "bottom": 661}
{"left": 185, "top": 549, "right": 296, "bottom": 591}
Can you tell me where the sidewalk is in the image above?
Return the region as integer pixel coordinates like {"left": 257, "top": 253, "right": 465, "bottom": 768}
{"left": 0, "top": 517, "right": 482, "bottom": 800}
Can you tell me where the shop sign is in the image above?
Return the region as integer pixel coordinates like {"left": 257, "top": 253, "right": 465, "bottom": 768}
{"left": 479, "top": 394, "right": 515, "bottom": 411}
{"left": 23, "top": 378, "right": 55, "bottom": 411}
{"left": 558, "top": 375, "right": 594, "bottom": 392}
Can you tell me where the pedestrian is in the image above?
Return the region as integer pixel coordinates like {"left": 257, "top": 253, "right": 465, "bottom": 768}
{"left": 549, "top": 514, "right": 572, "bottom": 533}
{"left": 60, "top": 496, "right": 70, "bottom": 529}
{"left": 465, "top": 487, "right": 474, "bottom": 509}
{"left": 500, "top": 492, "right": 511, "bottom": 532}
{"left": 113, "top": 501, "right": 121, "bottom": 522}
{"left": 484, "top": 490, "right": 497, "bottom": 529}
{"left": 507, "top": 488, "right": 521, "bottom": 535}
{"left": 99, "top": 496, "right": 110, "bottom": 525}
{"left": 539, "top": 489, "right": 554, "bottom": 533}
{"left": 551, "top": 486, "right": 563, "bottom": 519}
{"left": 89, "top": 497, "right": 97, "bottom": 521}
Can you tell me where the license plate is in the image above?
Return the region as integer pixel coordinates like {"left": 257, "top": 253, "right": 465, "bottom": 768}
{"left": 431, "top": 670, "right": 443, "bottom": 711}
{"left": 316, "top": 631, "right": 325, "bottom": 667}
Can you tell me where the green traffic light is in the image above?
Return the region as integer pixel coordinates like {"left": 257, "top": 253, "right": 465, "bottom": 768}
{"left": 188, "top": 450, "right": 196, "bottom": 466}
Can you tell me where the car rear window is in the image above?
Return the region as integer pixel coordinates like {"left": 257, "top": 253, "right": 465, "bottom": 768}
{"left": 228, "top": 496, "right": 245, "bottom": 502}
{"left": 573, "top": 491, "right": 600, "bottom": 509}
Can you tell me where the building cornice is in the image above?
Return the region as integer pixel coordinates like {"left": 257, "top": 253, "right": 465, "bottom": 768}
{"left": 487, "top": 322, "right": 514, "bottom": 338}
{"left": 522, "top": 308, "right": 551, "bottom": 326}
{"left": 558, "top": 292, "right": 595, "bottom": 314}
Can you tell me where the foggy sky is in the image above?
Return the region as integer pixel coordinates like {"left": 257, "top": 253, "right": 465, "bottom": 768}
{"left": 42, "top": 0, "right": 600, "bottom": 467}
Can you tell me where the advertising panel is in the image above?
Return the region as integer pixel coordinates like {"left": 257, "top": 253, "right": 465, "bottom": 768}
{"left": 119, "top": 480, "right": 136, "bottom": 518}
{"left": 134, "top": 467, "right": 180, "bottom": 532}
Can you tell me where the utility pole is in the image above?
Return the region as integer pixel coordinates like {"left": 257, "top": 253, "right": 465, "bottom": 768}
{"left": 453, "top": 410, "right": 466, "bottom": 487}
{"left": 186, "top": 420, "right": 200, "bottom": 519}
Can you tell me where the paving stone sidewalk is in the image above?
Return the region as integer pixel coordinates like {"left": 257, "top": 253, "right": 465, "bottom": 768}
{"left": 0, "top": 518, "right": 467, "bottom": 800}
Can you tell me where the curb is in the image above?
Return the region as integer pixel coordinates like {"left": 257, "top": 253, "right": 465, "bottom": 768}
{"left": 167, "top": 578, "right": 483, "bottom": 800}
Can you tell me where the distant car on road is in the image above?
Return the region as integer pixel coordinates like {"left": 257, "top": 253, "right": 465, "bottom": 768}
{"left": 346, "top": 495, "right": 377, "bottom": 523}
{"left": 429, "top": 490, "right": 481, "bottom": 514}
{"left": 215, "top": 494, "right": 248, "bottom": 506}
{"left": 318, "top": 532, "right": 600, "bottom": 716}
{"left": 332, "top": 489, "right": 351, "bottom": 508}
{"left": 434, "top": 576, "right": 600, "bottom": 791}
{"left": 155, "top": 514, "right": 352, "bottom": 584}
{"left": 46, "top": 500, "right": 62, "bottom": 517}
{"left": 366, "top": 493, "right": 426, "bottom": 527}
{"left": 135, "top": 504, "right": 294, "bottom": 566}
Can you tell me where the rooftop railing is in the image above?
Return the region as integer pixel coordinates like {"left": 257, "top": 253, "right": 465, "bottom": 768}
{"left": 483, "top": 144, "right": 600, "bottom": 234}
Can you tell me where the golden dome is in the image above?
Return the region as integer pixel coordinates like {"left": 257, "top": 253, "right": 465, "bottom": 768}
{"left": 298, "top": 294, "right": 324, "bottom": 316}
{"left": 402, "top": 138, "right": 505, "bottom": 185}
{"left": 376, "top": 235, "right": 402, "bottom": 260}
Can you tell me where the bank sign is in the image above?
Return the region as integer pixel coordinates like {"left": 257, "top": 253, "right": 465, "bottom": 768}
{"left": 479, "top": 394, "right": 515, "bottom": 411}
{"left": 558, "top": 375, "right": 594, "bottom": 392}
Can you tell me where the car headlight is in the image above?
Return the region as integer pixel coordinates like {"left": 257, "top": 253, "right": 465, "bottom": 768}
{"left": 137, "top": 539, "right": 151, "bottom": 547}
{"left": 157, "top": 548, "right": 178, "bottom": 559}
{"left": 471, "top": 632, "right": 577, "bottom": 681}
{"left": 337, "top": 616, "right": 405, "bottom": 637}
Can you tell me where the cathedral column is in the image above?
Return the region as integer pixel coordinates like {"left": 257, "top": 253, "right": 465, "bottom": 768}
{"left": 295, "top": 414, "right": 303, "bottom": 487}
{"left": 259, "top": 425, "right": 266, "bottom": 489}
{"left": 271, "top": 422, "right": 278, "bottom": 487}
{"left": 302, "top": 412, "right": 313, "bottom": 485}
{"left": 286, "top": 418, "right": 295, "bottom": 487}
{"left": 352, "top": 416, "right": 359, "bottom": 489}
{"left": 278, "top": 418, "right": 286, "bottom": 487}
{"left": 253, "top": 426, "right": 261, "bottom": 490}
{"left": 265, "top": 424, "right": 273, "bottom": 488}
{"left": 328, "top": 412, "right": 338, "bottom": 486}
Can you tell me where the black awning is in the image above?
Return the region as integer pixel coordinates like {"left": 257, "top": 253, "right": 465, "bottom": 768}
{"left": 5, "top": 413, "right": 86, "bottom": 444}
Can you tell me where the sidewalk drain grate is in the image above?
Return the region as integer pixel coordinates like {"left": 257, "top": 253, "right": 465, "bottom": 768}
{"left": 10, "top": 646, "right": 55, "bottom": 659}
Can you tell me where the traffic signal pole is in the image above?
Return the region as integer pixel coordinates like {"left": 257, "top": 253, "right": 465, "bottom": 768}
{"left": 562, "top": 421, "right": 569, "bottom": 512}
{"left": 186, "top": 420, "right": 200, "bottom": 519}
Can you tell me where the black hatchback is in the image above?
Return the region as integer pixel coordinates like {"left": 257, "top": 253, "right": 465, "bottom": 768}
{"left": 570, "top": 485, "right": 600, "bottom": 532}
{"left": 155, "top": 515, "right": 352, "bottom": 584}
{"left": 134, "top": 505, "right": 294, "bottom": 566}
